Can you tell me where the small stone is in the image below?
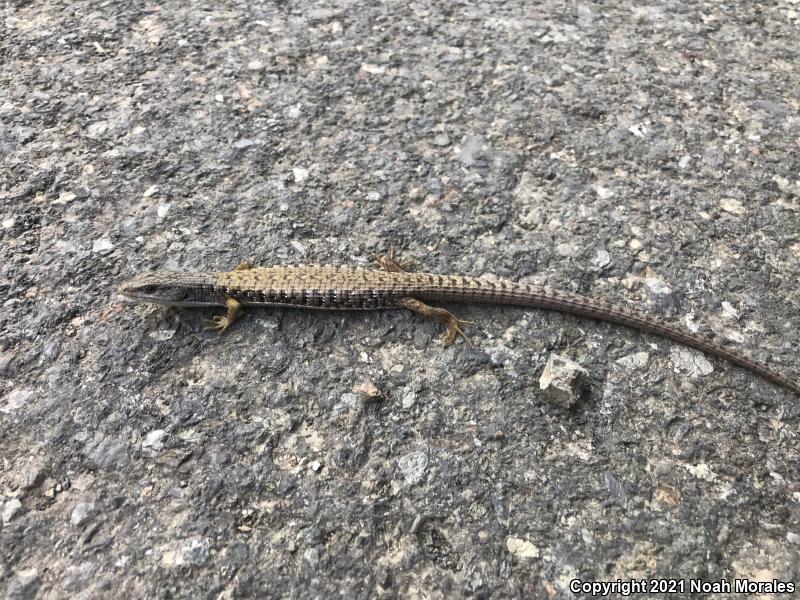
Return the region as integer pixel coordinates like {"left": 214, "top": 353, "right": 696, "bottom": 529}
{"left": 54, "top": 191, "right": 76, "bottom": 205}
{"left": 233, "top": 138, "right": 256, "bottom": 149}
{"left": 398, "top": 451, "right": 428, "bottom": 485}
{"left": 555, "top": 242, "right": 580, "bottom": 258}
{"left": 115, "top": 556, "right": 131, "bottom": 568}
{"left": 670, "top": 346, "right": 714, "bottom": 378}
{"left": 628, "top": 123, "right": 647, "bottom": 138}
{"left": 290, "top": 240, "right": 307, "bottom": 255}
{"left": 143, "top": 429, "right": 167, "bottom": 451}
{"left": 157, "top": 204, "right": 170, "bottom": 218}
{"left": 433, "top": 134, "right": 450, "bottom": 146}
{"left": 70, "top": 502, "right": 95, "bottom": 526}
{"left": 720, "top": 198, "right": 746, "bottom": 215}
{"left": 163, "top": 537, "right": 212, "bottom": 567}
{"left": 592, "top": 249, "right": 611, "bottom": 269}
{"left": 645, "top": 275, "right": 671, "bottom": 295}
{"left": 43, "top": 341, "right": 59, "bottom": 359}
{"left": 92, "top": 237, "right": 114, "bottom": 254}
{"left": 2, "top": 217, "right": 15, "bottom": 229}
{"left": 721, "top": 301, "right": 740, "bottom": 320}
{"left": 148, "top": 329, "right": 176, "bottom": 342}
{"left": 43, "top": 481, "right": 57, "bottom": 499}
{"left": 353, "top": 378, "right": 382, "bottom": 402}
{"left": 594, "top": 185, "right": 614, "bottom": 199}
{"left": 3, "top": 498, "right": 23, "bottom": 523}
{"left": 360, "top": 63, "right": 385, "bottom": 74}
{"left": 616, "top": 351, "right": 649, "bottom": 370}
{"left": 303, "top": 547, "right": 320, "bottom": 566}
{"left": 684, "top": 463, "right": 716, "bottom": 482}
{"left": 292, "top": 167, "right": 309, "bottom": 183}
{"left": 332, "top": 392, "right": 360, "bottom": 416}
{"left": 459, "top": 135, "right": 483, "bottom": 166}
{"left": 539, "top": 353, "right": 588, "bottom": 409}
{"left": 506, "top": 537, "right": 540, "bottom": 559}
{"left": 181, "top": 538, "right": 211, "bottom": 565}
{"left": 86, "top": 120, "right": 108, "bottom": 138}
{"left": 401, "top": 389, "right": 417, "bottom": 409}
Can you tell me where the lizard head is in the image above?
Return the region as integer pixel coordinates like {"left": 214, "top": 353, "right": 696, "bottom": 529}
{"left": 118, "top": 272, "right": 219, "bottom": 306}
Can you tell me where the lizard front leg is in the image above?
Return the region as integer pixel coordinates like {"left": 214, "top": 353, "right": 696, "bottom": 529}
{"left": 206, "top": 297, "right": 242, "bottom": 333}
{"left": 397, "top": 297, "right": 473, "bottom": 346}
{"left": 372, "top": 248, "right": 414, "bottom": 273}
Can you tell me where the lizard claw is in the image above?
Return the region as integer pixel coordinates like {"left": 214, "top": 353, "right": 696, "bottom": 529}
{"left": 206, "top": 315, "right": 231, "bottom": 333}
{"left": 442, "top": 318, "right": 474, "bottom": 347}
{"left": 205, "top": 298, "right": 242, "bottom": 334}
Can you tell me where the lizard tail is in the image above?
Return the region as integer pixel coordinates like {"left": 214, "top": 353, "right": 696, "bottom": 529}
{"left": 418, "top": 275, "right": 800, "bottom": 396}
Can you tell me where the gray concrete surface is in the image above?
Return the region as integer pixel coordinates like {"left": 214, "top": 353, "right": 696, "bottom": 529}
{"left": 2, "top": 1, "right": 799, "bottom": 598}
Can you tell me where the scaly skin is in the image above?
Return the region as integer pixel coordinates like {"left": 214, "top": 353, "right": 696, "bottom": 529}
{"left": 118, "top": 258, "right": 800, "bottom": 396}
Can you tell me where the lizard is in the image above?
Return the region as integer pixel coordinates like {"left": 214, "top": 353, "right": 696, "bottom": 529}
{"left": 118, "top": 253, "right": 800, "bottom": 396}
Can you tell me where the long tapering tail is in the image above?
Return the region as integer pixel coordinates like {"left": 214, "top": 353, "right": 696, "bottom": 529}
{"left": 416, "top": 275, "right": 799, "bottom": 395}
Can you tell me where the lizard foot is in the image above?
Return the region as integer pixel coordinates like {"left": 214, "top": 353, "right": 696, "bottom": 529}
{"left": 206, "top": 314, "right": 232, "bottom": 333}
{"left": 397, "top": 297, "right": 473, "bottom": 347}
{"left": 205, "top": 297, "right": 242, "bottom": 334}
{"left": 441, "top": 316, "right": 475, "bottom": 347}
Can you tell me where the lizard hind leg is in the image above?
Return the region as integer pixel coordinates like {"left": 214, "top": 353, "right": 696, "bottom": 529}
{"left": 397, "top": 297, "right": 474, "bottom": 347}
{"left": 206, "top": 297, "right": 243, "bottom": 333}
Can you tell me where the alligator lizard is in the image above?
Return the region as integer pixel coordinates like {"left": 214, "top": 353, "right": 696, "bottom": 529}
{"left": 118, "top": 255, "right": 800, "bottom": 395}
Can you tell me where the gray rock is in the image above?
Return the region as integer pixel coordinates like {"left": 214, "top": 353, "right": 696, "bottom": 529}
{"left": 142, "top": 429, "right": 167, "bottom": 451}
{"left": 70, "top": 501, "right": 95, "bottom": 526}
{"left": 459, "top": 135, "right": 483, "bottom": 166}
{"left": 538, "top": 353, "right": 588, "bottom": 409}
{"left": 179, "top": 537, "right": 211, "bottom": 566}
{"left": 3, "top": 498, "right": 23, "bottom": 524}
{"left": 398, "top": 451, "right": 428, "bottom": 485}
